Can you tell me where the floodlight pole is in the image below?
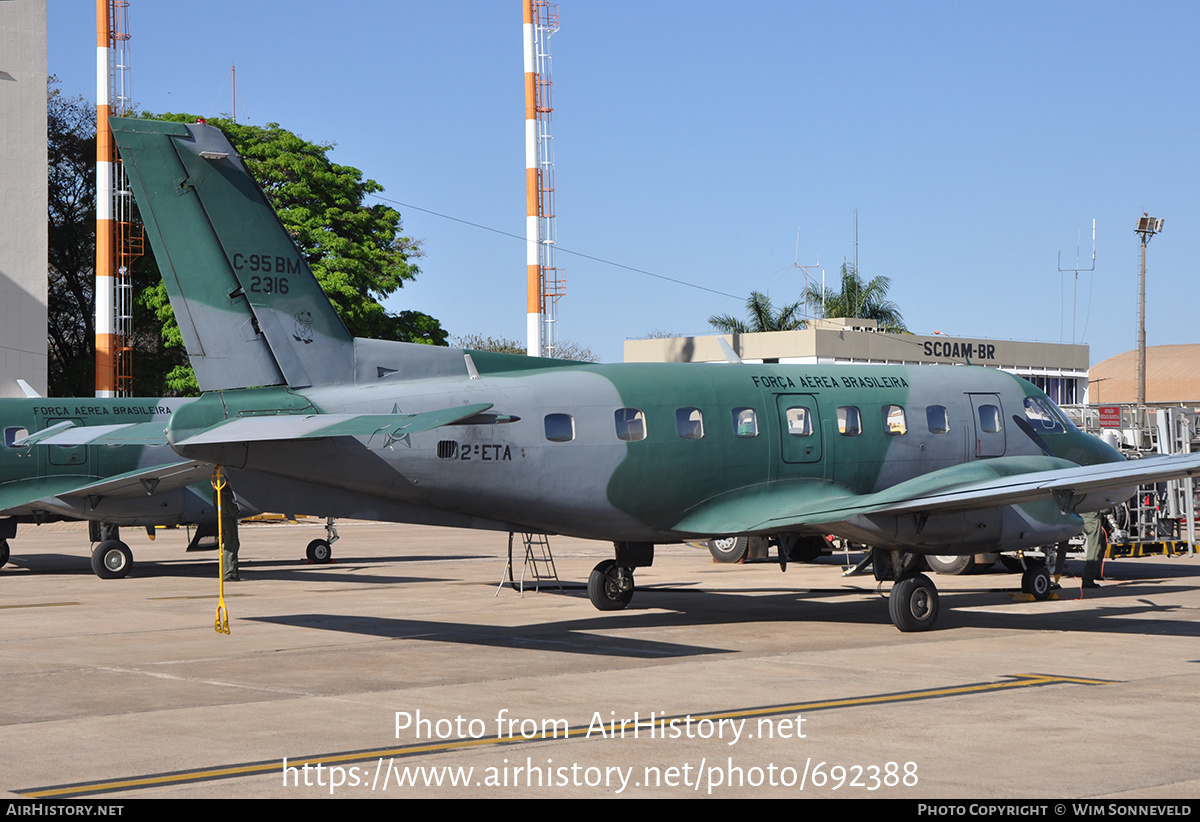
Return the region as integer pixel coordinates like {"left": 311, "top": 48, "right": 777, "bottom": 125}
{"left": 1134, "top": 214, "right": 1163, "bottom": 422}
{"left": 1137, "top": 235, "right": 1146, "bottom": 410}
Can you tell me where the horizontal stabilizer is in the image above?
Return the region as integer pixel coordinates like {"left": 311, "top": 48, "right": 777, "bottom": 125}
{"left": 173, "top": 403, "right": 495, "bottom": 448}
{"left": 17, "top": 421, "right": 169, "bottom": 447}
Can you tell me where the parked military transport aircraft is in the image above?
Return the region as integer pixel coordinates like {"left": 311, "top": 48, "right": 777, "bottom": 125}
{"left": 0, "top": 395, "right": 224, "bottom": 576}
{"left": 0, "top": 393, "right": 366, "bottom": 577}
{"left": 41, "top": 117, "right": 1200, "bottom": 631}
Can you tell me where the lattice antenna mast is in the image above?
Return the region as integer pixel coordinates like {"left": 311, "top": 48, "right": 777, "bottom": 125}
{"left": 524, "top": 1, "right": 562, "bottom": 358}
{"left": 95, "top": 0, "right": 142, "bottom": 397}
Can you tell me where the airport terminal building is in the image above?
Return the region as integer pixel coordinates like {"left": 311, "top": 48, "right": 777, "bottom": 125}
{"left": 624, "top": 318, "right": 1090, "bottom": 406}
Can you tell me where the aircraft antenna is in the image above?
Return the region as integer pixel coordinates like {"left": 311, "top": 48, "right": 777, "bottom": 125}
{"left": 1056, "top": 219, "right": 1096, "bottom": 345}
{"left": 95, "top": 0, "right": 142, "bottom": 397}
{"left": 523, "top": 1, "right": 563, "bottom": 358}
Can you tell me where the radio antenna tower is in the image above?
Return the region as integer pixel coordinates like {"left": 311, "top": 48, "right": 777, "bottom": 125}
{"left": 95, "top": 0, "right": 142, "bottom": 397}
{"left": 1056, "top": 219, "right": 1096, "bottom": 345}
{"left": 523, "top": 0, "right": 562, "bottom": 357}
{"left": 771, "top": 226, "right": 820, "bottom": 324}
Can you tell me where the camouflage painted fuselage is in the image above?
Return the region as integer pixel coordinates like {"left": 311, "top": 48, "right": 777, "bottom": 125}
{"left": 107, "top": 116, "right": 1138, "bottom": 559}
{"left": 0, "top": 397, "right": 215, "bottom": 526}
{"left": 164, "top": 352, "right": 1126, "bottom": 554}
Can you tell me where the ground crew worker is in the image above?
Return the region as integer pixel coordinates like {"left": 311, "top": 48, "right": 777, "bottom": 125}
{"left": 215, "top": 479, "right": 241, "bottom": 581}
{"left": 1081, "top": 510, "right": 1105, "bottom": 588}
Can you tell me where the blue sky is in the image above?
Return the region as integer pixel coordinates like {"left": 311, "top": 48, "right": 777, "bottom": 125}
{"left": 48, "top": 1, "right": 1199, "bottom": 364}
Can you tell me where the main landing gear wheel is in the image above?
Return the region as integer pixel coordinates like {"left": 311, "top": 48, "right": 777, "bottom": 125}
{"left": 588, "top": 559, "right": 634, "bottom": 611}
{"left": 0, "top": 538, "right": 8, "bottom": 569}
{"left": 91, "top": 540, "right": 132, "bottom": 579}
{"left": 926, "top": 554, "right": 975, "bottom": 575}
{"left": 707, "top": 537, "right": 748, "bottom": 563}
{"left": 306, "top": 539, "right": 333, "bottom": 564}
{"left": 889, "top": 573, "right": 939, "bottom": 632}
{"left": 1021, "top": 565, "right": 1052, "bottom": 600}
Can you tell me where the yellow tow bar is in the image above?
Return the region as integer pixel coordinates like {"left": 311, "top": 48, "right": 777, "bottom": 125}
{"left": 212, "top": 467, "right": 230, "bottom": 635}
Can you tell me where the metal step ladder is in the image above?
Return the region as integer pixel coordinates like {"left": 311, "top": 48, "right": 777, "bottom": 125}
{"left": 497, "top": 532, "right": 562, "bottom": 595}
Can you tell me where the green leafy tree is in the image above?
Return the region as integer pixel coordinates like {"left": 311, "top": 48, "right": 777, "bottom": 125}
{"left": 804, "top": 262, "right": 907, "bottom": 332}
{"left": 451, "top": 334, "right": 598, "bottom": 362}
{"left": 708, "top": 291, "right": 806, "bottom": 334}
{"left": 46, "top": 79, "right": 97, "bottom": 396}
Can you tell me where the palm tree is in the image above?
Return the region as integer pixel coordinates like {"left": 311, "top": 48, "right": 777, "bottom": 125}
{"left": 708, "top": 291, "right": 806, "bottom": 334}
{"left": 804, "top": 262, "right": 907, "bottom": 332}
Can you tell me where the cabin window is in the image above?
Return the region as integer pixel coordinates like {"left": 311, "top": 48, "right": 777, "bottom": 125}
{"left": 882, "top": 404, "right": 907, "bottom": 436}
{"left": 732, "top": 407, "right": 758, "bottom": 438}
{"left": 676, "top": 408, "right": 704, "bottom": 440}
{"left": 1022, "top": 397, "right": 1064, "bottom": 433}
{"left": 838, "top": 406, "right": 861, "bottom": 436}
{"left": 544, "top": 413, "right": 575, "bottom": 442}
{"left": 926, "top": 405, "right": 950, "bottom": 434}
{"left": 978, "top": 404, "right": 1002, "bottom": 434}
{"left": 614, "top": 408, "right": 647, "bottom": 442}
{"left": 3, "top": 427, "right": 28, "bottom": 448}
{"left": 784, "top": 407, "right": 813, "bottom": 437}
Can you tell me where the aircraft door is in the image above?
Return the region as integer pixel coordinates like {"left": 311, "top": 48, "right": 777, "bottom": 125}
{"left": 968, "top": 394, "right": 1005, "bottom": 458}
{"left": 776, "top": 394, "right": 823, "bottom": 464}
{"left": 44, "top": 418, "right": 88, "bottom": 471}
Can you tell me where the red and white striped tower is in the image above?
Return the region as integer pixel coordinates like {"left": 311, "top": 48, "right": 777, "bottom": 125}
{"left": 523, "top": 1, "right": 562, "bottom": 358}
{"left": 523, "top": 0, "right": 542, "bottom": 356}
{"left": 95, "top": 0, "right": 115, "bottom": 396}
{"left": 95, "top": 0, "right": 137, "bottom": 397}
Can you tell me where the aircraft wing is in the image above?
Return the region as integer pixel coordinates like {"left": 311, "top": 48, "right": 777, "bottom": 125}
{"left": 673, "top": 452, "right": 1200, "bottom": 535}
{"left": 0, "top": 460, "right": 210, "bottom": 516}
{"left": 64, "top": 460, "right": 213, "bottom": 499}
{"left": 0, "top": 476, "right": 102, "bottom": 515}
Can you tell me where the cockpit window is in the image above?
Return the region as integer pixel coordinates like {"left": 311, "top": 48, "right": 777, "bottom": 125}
{"left": 3, "top": 427, "right": 28, "bottom": 448}
{"left": 1023, "top": 396, "right": 1068, "bottom": 433}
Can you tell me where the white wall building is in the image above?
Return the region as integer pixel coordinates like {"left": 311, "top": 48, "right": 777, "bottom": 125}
{"left": 0, "top": 0, "right": 49, "bottom": 397}
{"left": 625, "top": 319, "right": 1090, "bottom": 406}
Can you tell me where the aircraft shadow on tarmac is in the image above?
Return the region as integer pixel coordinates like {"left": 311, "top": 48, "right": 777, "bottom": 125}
{"left": 246, "top": 574, "right": 1200, "bottom": 658}
{"left": 4, "top": 552, "right": 493, "bottom": 585}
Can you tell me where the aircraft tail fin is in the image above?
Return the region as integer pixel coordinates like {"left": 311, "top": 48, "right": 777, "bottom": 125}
{"left": 110, "top": 117, "right": 355, "bottom": 390}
